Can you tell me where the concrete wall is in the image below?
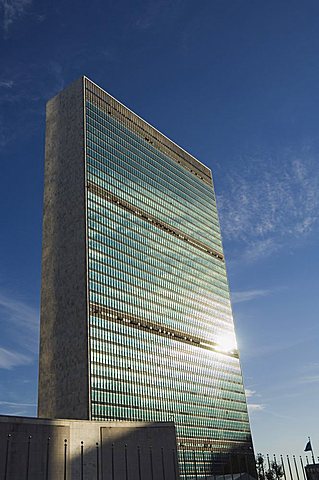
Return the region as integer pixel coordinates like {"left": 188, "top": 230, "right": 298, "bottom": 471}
{"left": 38, "top": 77, "right": 89, "bottom": 420}
{"left": 0, "top": 416, "right": 179, "bottom": 480}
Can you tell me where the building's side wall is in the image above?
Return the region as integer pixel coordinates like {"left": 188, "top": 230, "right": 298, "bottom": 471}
{"left": 38, "top": 77, "right": 89, "bottom": 419}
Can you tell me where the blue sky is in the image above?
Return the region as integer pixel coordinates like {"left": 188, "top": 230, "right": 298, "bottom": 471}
{"left": 1, "top": 0, "right": 319, "bottom": 458}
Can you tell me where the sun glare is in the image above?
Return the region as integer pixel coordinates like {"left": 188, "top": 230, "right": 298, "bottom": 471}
{"left": 215, "top": 332, "right": 237, "bottom": 353}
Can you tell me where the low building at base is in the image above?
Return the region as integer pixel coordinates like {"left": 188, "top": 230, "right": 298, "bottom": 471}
{"left": 0, "top": 415, "right": 179, "bottom": 480}
{"left": 306, "top": 463, "right": 319, "bottom": 480}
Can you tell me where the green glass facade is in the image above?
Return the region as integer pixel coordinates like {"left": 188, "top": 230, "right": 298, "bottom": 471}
{"left": 84, "top": 78, "right": 254, "bottom": 478}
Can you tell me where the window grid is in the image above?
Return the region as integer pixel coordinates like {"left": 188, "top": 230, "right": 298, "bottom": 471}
{"left": 84, "top": 85, "right": 253, "bottom": 477}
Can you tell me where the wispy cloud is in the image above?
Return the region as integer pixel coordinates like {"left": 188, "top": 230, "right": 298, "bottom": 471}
{"left": 0, "top": 116, "right": 14, "bottom": 147}
{"left": 48, "top": 61, "right": 64, "bottom": 93}
{"left": 298, "top": 363, "right": 319, "bottom": 385}
{"left": 0, "top": 61, "right": 65, "bottom": 149}
{"left": 36, "top": 13, "right": 45, "bottom": 22}
{"left": 241, "top": 238, "right": 280, "bottom": 263}
{"left": 0, "top": 291, "right": 39, "bottom": 353}
{"left": 247, "top": 403, "right": 265, "bottom": 412}
{"left": 0, "top": 400, "right": 36, "bottom": 416}
{"left": 245, "top": 388, "right": 256, "bottom": 398}
{"left": 0, "top": 0, "right": 32, "bottom": 35}
{"left": 232, "top": 289, "right": 271, "bottom": 304}
{"left": 0, "top": 80, "right": 13, "bottom": 88}
{"left": 0, "top": 400, "right": 36, "bottom": 407}
{"left": 245, "top": 326, "right": 319, "bottom": 359}
{"left": 245, "top": 388, "right": 265, "bottom": 412}
{"left": 135, "top": 0, "right": 167, "bottom": 29}
{"left": 134, "top": 0, "right": 182, "bottom": 30}
{"left": 218, "top": 149, "right": 319, "bottom": 262}
{"left": 0, "top": 61, "right": 65, "bottom": 105}
{"left": 300, "top": 375, "right": 319, "bottom": 385}
{"left": 0, "top": 347, "right": 31, "bottom": 369}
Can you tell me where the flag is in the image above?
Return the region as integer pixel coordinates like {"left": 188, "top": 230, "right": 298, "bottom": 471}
{"left": 305, "top": 440, "right": 312, "bottom": 452}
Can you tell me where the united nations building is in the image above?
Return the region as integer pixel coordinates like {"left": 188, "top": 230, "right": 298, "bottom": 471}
{"left": 37, "top": 76, "right": 255, "bottom": 478}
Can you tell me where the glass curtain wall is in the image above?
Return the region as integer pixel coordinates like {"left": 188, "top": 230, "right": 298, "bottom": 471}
{"left": 84, "top": 78, "right": 254, "bottom": 478}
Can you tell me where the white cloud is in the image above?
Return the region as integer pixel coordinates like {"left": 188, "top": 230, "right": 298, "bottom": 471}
{"left": 218, "top": 150, "right": 319, "bottom": 262}
{"left": 0, "top": 347, "right": 31, "bottom": 369}
{"left": 0, "top": 291, "right": 39, "bottom": 353}
{"left": 245, "top": 329, "right": 319, "bottom": 359}
{"left": 36, "top": 13, "right": 45, "bottom": 22}
{"left": 48, "top": 61, "right": 64, "bottom": 93}
{"left": 0, "top": 0, "right": 32, "bottom": 35}
{"left": 0, "top": 399, "right": 36, "bottom": 416}
{"left": 247, "top": 403, "right": 265, "bottom": 412}
{"left": 135, "top": 0, "right": 165, "bottom": 29}
{"left": 0, "top": 61, "right": 64, "bottom": 106}
{"left": 241, "top": 238, "right": 280, "bottom": 263}
{"left": 0, "top": 80, "right": 13, "bottom": 88}
{"left": 232, "top": 289, "right": 270, "bottom": 304}
{"left": 300, "top": 375, "right": 319, "bottom": 384}
{"left": 135, "top": 0, "right": 182, "bottom": 29}
{"left": 245, "top": 388, "right": 256, "bottom": 398}
{"left": 0, "top": 62, "right": 66, "bottom": 149}
{"left": 245, "top": 388, "right": 265, "bottom": 412}
{"left": 0, "top": 400, "right": 35, "bottom": 407}
{"left": 0, "top": 117, "right": 14, "bottom": 147}
{"left": 298, "top": 363, "right": 319, "bottom": 384}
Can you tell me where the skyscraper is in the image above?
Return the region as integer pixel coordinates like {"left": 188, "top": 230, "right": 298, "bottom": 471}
{"left": 38, "top": 77, "right": 254, "bottom": 478}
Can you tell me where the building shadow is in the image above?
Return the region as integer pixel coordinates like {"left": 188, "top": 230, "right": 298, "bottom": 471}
{"left": 0, "top": 415, "right": 179, "bottom": 480}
